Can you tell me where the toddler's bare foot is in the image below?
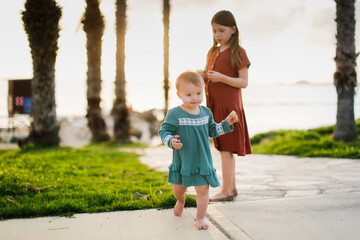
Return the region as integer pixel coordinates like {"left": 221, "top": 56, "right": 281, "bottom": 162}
{"left": 173, "top": 200, "right": 185, "bottom": 216}
{"left": 196, "top": 217, "right": 209, "bottom": 230}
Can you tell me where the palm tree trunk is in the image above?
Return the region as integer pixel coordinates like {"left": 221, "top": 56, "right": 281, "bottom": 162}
{"left": 82, "top": 0, "right": 110, "bottom": 142}
{"left": 163, "top": 0, "right": 170, "bottom": 117}
{"left": 22, "top": 0, "right": 61, "bottom": 146}
{"left": 112, "top": 0, "right": 130, "bottom": 143}
{"left": 333, "top": 0, "right": 358, "bottom": 142}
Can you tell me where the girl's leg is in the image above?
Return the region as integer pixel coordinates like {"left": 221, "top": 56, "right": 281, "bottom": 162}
{"left": 232, "top": 155, "right": 237, "bottom": 196}
{"left": 210, "top": 151, "right": 235, "bottom": 200}
{"left": 194, "top": 184, "right": 210, "bottom": 230}
{"left": 172, "top": 184, "right": 187, "bottom": 216}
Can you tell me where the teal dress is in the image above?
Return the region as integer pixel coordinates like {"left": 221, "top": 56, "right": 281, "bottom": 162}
{"left": 159, "top": 106, "right": 234, "bottom": 188}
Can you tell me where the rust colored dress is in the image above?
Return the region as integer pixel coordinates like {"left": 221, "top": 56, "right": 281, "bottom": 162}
{"left": 205, "top": 46, "right": 252, "bottom": 156}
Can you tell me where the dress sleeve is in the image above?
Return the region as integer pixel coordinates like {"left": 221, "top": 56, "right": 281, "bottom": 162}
{"left": 238, "top": 47, "right": 251, "bottom": 70}
{"left": 158, "top": 110, "right": 178, "bottom": 149}
{"left": 207, "top": 109, "right": 234, "bottom": 138}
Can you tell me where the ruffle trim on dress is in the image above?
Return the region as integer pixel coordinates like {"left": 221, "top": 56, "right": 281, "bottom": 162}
{"left": 168, "top": 169, "right": 220, "bottom": 188}
{"left": 168, "top": 163, "right": 217, "bottom": 176}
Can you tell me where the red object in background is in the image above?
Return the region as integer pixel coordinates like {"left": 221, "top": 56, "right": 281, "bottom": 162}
{"left": 15, "top": 97, "right": 24, "bottom": 106}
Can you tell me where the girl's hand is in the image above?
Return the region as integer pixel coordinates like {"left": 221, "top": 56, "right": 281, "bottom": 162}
{"left": 171, "top": 135, "right": 183, "bottom": 149}
{"left": 196, "top": 69, "right": 207, "bottom": 80}
{"left": 225, "top": 111, "right": 238, "bottom": 126}
{"left": 207, "top": 70, "right": 223, "bottom": 83}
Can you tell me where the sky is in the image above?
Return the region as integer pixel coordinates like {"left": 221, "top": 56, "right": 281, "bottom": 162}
{"left": 0, "top": 0, "right": 359, "bottom": 116}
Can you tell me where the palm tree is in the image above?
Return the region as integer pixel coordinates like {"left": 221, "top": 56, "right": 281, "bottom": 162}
{"left": 163, "top": 0, "right": 170, "bottom": 117}
{"left": 111, "top": 0, "right": 130, "bottom": 143}
{"left": 22, "top": 0, "right": 61, "bottom": 146}
{"left": 333, "top": 0, "right": 358, "bottom": 142}
{"left": 82, "top": 0, "right": 110, "bottom": 142}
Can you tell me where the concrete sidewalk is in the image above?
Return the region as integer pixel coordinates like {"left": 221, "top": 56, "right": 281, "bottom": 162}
{"left": 1, "top": 192, "right": 359, "bottom": 240}
{"left": 140, "top": 145, "right": 360, "bottom": 239}
{"left": 140, "top": 145, "right": 360, "bottom": 200}
{"left": 1, "top": 145, "right": 360, "bottom": 240}
{"left": 207, "top": 192, "right": 360, "bottom": 240}
{"left": 0, "top": 207, "right": 227, "bottom": 240}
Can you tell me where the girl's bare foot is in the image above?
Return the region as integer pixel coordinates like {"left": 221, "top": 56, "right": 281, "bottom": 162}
{"left": 196, "top": 217, "right": 209, "bottom": 230}
{"left": 173, "top": 200, "right": 185, "bottom": 216}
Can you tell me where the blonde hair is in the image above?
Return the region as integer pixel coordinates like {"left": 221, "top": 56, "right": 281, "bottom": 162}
{"left": 175, "top": 71, "right": 204, "bottom": 90}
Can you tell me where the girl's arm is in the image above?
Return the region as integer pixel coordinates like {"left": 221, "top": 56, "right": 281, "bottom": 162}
{"left": 207, "top": 67, "right": 248, "bottom": 88}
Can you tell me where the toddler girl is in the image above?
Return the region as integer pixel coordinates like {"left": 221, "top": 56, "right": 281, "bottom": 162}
{"left": 159, "top": 71, "right": 237, "bottom": 230}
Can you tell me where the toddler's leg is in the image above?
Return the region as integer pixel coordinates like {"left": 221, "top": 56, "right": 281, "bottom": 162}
{"left": 172, "top": 184, "right": 187, "bottom": 216}
{"left": 194, "top": 184, "right": 210, "bottom": 230}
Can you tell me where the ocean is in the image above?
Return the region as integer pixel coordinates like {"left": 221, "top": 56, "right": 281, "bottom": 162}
{"left": 242, "top": 83, "right": 360, "bottom": 135}
{"left": 1, "top": 80, "right": 359, "bottom": 136}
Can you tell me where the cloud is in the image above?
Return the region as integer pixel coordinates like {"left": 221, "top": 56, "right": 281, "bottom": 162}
{"left": 171, "top": 0, "right": 221, "bottom": 11}
{"left": 235, "top": 2, "right": 306, "bottom": 41}
{"left": 305, "top": 7, "right": 335, "bottom": 45}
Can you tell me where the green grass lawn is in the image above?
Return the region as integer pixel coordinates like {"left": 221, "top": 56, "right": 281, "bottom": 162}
{"left": 251, "top": 118, "right": 360, "bottom": 159}
{"left": 0, "top": 143, "right": 196, "bottom": 220}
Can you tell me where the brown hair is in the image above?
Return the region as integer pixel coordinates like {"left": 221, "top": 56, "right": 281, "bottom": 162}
{"left": 206, "top": 10, "right": 241, "bottom": 71}
{"left": 176, "top": 71, "right": 204, "bottom": 90}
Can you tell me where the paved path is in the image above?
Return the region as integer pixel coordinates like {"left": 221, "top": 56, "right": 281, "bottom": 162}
{"left": 140, "top": 145, "right": 360, "bottom": 199}
{"left": 139, "top": 145, "right": 360, "bottom": 239}
{"left": 1, "top": 145, "right": 360, "bottom": 240}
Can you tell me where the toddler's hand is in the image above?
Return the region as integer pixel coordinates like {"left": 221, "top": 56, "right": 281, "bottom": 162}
{"left": 171, "top": 135, "right": 183, "bottom": 149}
{"left": 226, "top": 111, "right": 238, "bottom": 126}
